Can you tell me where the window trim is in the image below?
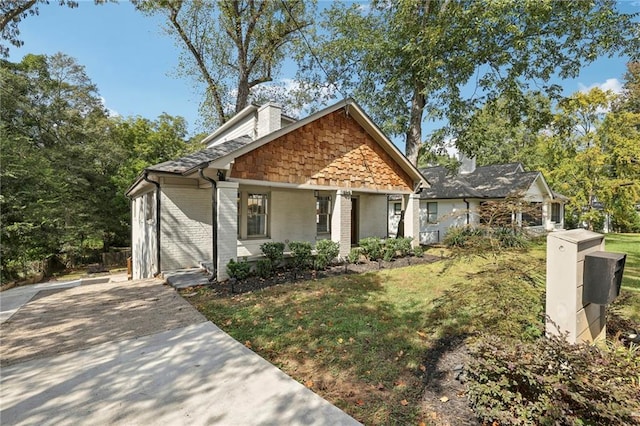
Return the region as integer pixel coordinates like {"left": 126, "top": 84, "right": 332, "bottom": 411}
{"left": 316, "top": 194, "right": 332, "bottom": 235}
{"left": 237, "top": 190, "right": 271, "bottom": 240}
{"left": 426, "top": 202, "right": 438, "bottom": 224}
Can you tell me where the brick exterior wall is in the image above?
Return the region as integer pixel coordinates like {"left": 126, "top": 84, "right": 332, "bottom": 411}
{"left": 230, "top": 110, "right": 414, "bottom": 192}
{"left": 160, "top": 186, "right": 212, "bottom": 271}
{"left": 216, "top": 181, "right": 239, "bottom": 280}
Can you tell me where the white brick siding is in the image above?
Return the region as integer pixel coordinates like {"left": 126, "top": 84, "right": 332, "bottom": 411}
{"left": 404, "top": 194, "right": 420, "bottom": 247}
{"left": 331, "top": 190, "right": 352, "bottom": 257}
{"left": 216, "top": 181, "right": 239, "bottom": 280}
{"left": 131, "top": 191, "right": 158, "bottom": 279}
{"left": 358, "top": 194, "right": 388, "bottom": 239}
{"left": 160, "top": 185, "right": 212, "bottom": 271}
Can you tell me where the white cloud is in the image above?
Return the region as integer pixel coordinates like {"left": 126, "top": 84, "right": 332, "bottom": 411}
{"left": 99, "top": 96, "right": 120, "bottom": 118}
{"left": 577, "top": 78, "right": 623, "bottom": 95}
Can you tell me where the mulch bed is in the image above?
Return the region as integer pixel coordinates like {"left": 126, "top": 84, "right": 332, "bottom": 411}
{"left": 207, "top": 253, "right": 442, "bottom": 296}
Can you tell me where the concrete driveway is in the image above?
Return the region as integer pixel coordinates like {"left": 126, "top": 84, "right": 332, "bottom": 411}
{"left": 0, "top": 278, "right": 360, "bottom": 425}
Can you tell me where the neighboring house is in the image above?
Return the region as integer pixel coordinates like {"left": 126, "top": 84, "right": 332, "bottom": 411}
{"left": 388, "top": 157, "right": 567, "bottom": 244}
{"left": 127, "top": 99, "right": 428, "bottom": 280}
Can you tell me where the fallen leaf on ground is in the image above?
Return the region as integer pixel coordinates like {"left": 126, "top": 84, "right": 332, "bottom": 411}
{"left": 305, "top": 380, "right": 313, "bottom": 388}
{"left": 439, "top": 396, "right": 449, "bottom": 403}
{"left": 400, "top": 399, "right": 409, "bottom": 406}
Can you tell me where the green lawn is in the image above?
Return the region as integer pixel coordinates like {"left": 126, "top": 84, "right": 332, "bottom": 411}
{"left": 184, "top": 235, "right": 640, "bottom": 425}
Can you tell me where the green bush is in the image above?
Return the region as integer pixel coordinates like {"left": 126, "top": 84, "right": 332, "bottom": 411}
{"left": 260, "top": 242, "right": 285, "bottom": 267}
{"left": 492, "top": 227, "right": 529, "bottom": 249}
{"left": 443, "top": 226, "right": 485, "bottom": 248}
{"left": 395, "top": 237, "right": 413, "bottom": 257}
{"left": 256, "top": 258, "right": 273, "bottom": 279}
{"left": 314, "top": 239, "right": 339, "bottom": 270}
{"left": 359, "top": 237, "right": 383, "bottom": 261}
{"left": 467, "top": 334, "right": 640, "bottom": 425}
{"left": 412, "top": 245, "right": 424, "bottom": 257}
{"left": 226, "top": 257, "right": 251, "bottom": 280}
{"left": 288, "top": 241, "right": 313, "bottom": 272}
{"left": 347, "top": 247, "right": 362, "bottom": 264}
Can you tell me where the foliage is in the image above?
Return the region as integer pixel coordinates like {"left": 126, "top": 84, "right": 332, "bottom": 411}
{"left": 135, "top": 0, "right": 314, "bottom": 128}
{"left": 314, "top": 239, "right": 339, "bottom": 270}
{"left": 288, "top": 241, "right": 313, "bottom": 273}
{"left": 359, "top": 237, "right": 384, "bottom": 261}
{"left": 346, "top": 247, "right": 362, "bottom": 264}
{"left": 442, "top": 226, "right": 484, "bottom": 249}
{"left": 260, "top": 242, "right": 285, "bottom": 268}
{"left": 467, "top": 334, "right": 640, "bottom": 425}
{"left": 0, "top": 53, "right": 193, "bottom": 280}
{"left": 255, "top": 258, "right": 273, "bottom": 279}
{"left": 303, "top": 0, "right": 639, "bottom": 164}
{"left": 226, "top": 257, "right": 251, "bottom": 280}
{"left": 411, "top": 245, "right": 424, "bottom": 258}
{"left": 606, "top": 233, "right": 640, "bottom": 291}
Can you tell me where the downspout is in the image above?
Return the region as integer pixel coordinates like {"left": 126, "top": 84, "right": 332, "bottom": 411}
{"left": 142, "top": 171, "right": 161, "bottom": 277}
{"left": 199, "top": 168, "right": 217, "bottom": 282}
{"left": 463, "top": 198, "right": 470, "bottom": 225}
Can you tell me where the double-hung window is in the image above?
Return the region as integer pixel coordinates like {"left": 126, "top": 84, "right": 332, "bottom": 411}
{"left": 247, "top": 193, "right": 268, "bottom": 237}
{"left": 551, "top": 203, "right": 561, "bottom": 223}
{"left": 426, "top": 202, "right": 438, "bottom": 224}
{"left": 316, "top": 195, "right": 332, "bottom": 234}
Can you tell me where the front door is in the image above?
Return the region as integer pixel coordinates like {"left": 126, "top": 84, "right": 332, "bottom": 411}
{"left": 351, "top": 197, "right": 359, "bottom": 245}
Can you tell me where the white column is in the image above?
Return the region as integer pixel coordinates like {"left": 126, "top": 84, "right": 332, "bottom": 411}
{"left": 403, "top": 193, "right": 420, "bottom": 247}
{"left": 216, "top": 181, "right": 239, "bottom": 281}
{"left": 331, "top": 190, "right": 352, "bottom": 258}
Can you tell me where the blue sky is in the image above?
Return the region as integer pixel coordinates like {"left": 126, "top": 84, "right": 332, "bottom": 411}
{"left": 8, "top": 0, "right": 640, "bottom": 140}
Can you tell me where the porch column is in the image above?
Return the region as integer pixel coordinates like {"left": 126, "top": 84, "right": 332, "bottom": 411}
{"left": 217, "top": 181, "right": 239, "bottom": 281}
{"left": 404, "top": 193, "right": 420, "bottom": 247}
{"left": 332, "top": 190, "right": 352, "bottom": 258}
{"left": 543, "top": 202, "right": 553, "bottom": 231}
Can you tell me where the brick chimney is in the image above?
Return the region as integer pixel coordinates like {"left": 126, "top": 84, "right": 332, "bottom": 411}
{"left": 256, "top": 103, "right": 282, "bottom": 139}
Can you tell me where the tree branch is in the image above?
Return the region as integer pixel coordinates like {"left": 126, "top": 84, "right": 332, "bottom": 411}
{"left": 0, "top": 0, "right": 38, "bottom": 32}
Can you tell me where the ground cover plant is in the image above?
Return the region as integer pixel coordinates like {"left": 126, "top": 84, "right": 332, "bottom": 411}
{"left": 184, "top": 234, "right": 640, "bottom": 425}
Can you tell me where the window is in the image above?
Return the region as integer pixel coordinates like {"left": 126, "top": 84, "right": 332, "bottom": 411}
{"left": 551, "top": 203, "right": 561, "bottom": 223}
{"left": 393, "top": 202, "right": 402, "bottom": 215}
{"left": 316, "top": 195, "right": 332, "bottom": 234}
{"left": 247, "top": 193, "right": 268, "bottom": 237}
{"left": 426, "top": 202, "right": 438, "bottom": 224}
{"left": 522, "top": 202, "right": 543, "bottom": 226}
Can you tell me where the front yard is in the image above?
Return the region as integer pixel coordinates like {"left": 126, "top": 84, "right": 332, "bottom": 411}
{"left": 183, "top": 234, "right": 640, "bottom": 425}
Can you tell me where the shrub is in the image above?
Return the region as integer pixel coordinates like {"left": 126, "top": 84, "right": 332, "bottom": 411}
{"left": 383, "top": 241, "right": 396, "bottom": 262}
{"left": 226, "top": 257, "right": 251, "bottom": 280}
{"left": 256, "top": 258, "right": 273, "bottom": 279}
{"left": 492, "top": 226, "right": 529, "bottom": 249}
{"left": 260, "top": 242, "right": 285, "bottom": 267}
{"left": 412, "top": 245, "right": 424, "bottom": 257}
{"left": 395, "top": 237, "right": 413, "bottom": 257}
{"left": 443, "top": 226, "right": 485, "bottom": 249}
{"left": 467, "top": 334, "right": 640, "bottom": 425}
{"left": 315, "top": 239, "right": 339, "bottom": 270}
{"left": 288, "top": 241, "right": 313, "bottom": 272}
{"left": 347, "top": 247, "right": 362, "bottom": 264}
{"left": 359, "top": 237, "right": 383, "bottom": 261}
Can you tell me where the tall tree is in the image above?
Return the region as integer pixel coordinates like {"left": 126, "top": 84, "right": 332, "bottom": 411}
{"left": 135, "top": 0, "right": 313, "bottom": 128}
{"left": 304, "top": 0, "right": 639, "bottom": 165}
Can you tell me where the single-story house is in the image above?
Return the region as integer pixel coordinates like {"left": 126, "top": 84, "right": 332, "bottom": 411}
{"left": 388, "top": 157, "right": 567, "bottom": 244}
{"left": 127, "top": 99, "right": 428, "bottom": 280}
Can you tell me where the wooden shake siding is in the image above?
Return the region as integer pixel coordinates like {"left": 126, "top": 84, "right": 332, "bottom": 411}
{"left": 230, "top": 110, "right": 414, "bottom": 192}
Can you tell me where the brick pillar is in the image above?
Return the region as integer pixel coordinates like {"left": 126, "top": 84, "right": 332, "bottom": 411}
{"left": 331, "top": 190, "right": 352, "bottom": 258}
{"left": 216, "top": 181, "right": 239, "bottom": 281}
{"left": 403, "top": 193, "right": 420, "bottom": 247}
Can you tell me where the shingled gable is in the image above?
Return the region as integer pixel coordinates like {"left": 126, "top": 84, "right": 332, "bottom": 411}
{"left": 220, "top": 99, "right": 427, "bottom": 193}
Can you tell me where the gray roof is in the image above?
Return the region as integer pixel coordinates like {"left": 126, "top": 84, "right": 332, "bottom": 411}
{"left": 147, "top": 136, "right": 253, "bottom": 175}
{"left": 419, "top": 163, "right": 543, "bottom": 200}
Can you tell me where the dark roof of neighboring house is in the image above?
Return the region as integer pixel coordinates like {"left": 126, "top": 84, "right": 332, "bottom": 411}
{"left": 419, "top": 162, "right": 546, "bottom": 200}
{"left": 146, "top": 136, "right": 253, "bottom": 175}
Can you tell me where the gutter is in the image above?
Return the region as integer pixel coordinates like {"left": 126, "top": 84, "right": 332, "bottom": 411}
{"left": 463, "top": 198, "right": 470, "bottom": 225}
{"left": 199, "top": 168, "right": 218, "bottom": 282}
{"left": 142, "top": 171, "right": 161, "bottom": 277}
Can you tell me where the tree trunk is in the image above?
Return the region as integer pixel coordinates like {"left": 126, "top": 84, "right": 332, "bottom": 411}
{"left": 405, "top": 86, "right": 426, "bottom": 166}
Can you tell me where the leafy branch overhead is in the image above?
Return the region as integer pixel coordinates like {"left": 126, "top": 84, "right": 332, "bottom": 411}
{"left": 134, "top": 0, "right": 312, "bottom": 128}
{"left": 303, "top": 0, "right": 640, "bottom": 165}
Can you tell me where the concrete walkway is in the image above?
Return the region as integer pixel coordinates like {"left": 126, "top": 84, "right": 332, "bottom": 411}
{"left": 0, "top": 279, "right": 360, "bottom": 425}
